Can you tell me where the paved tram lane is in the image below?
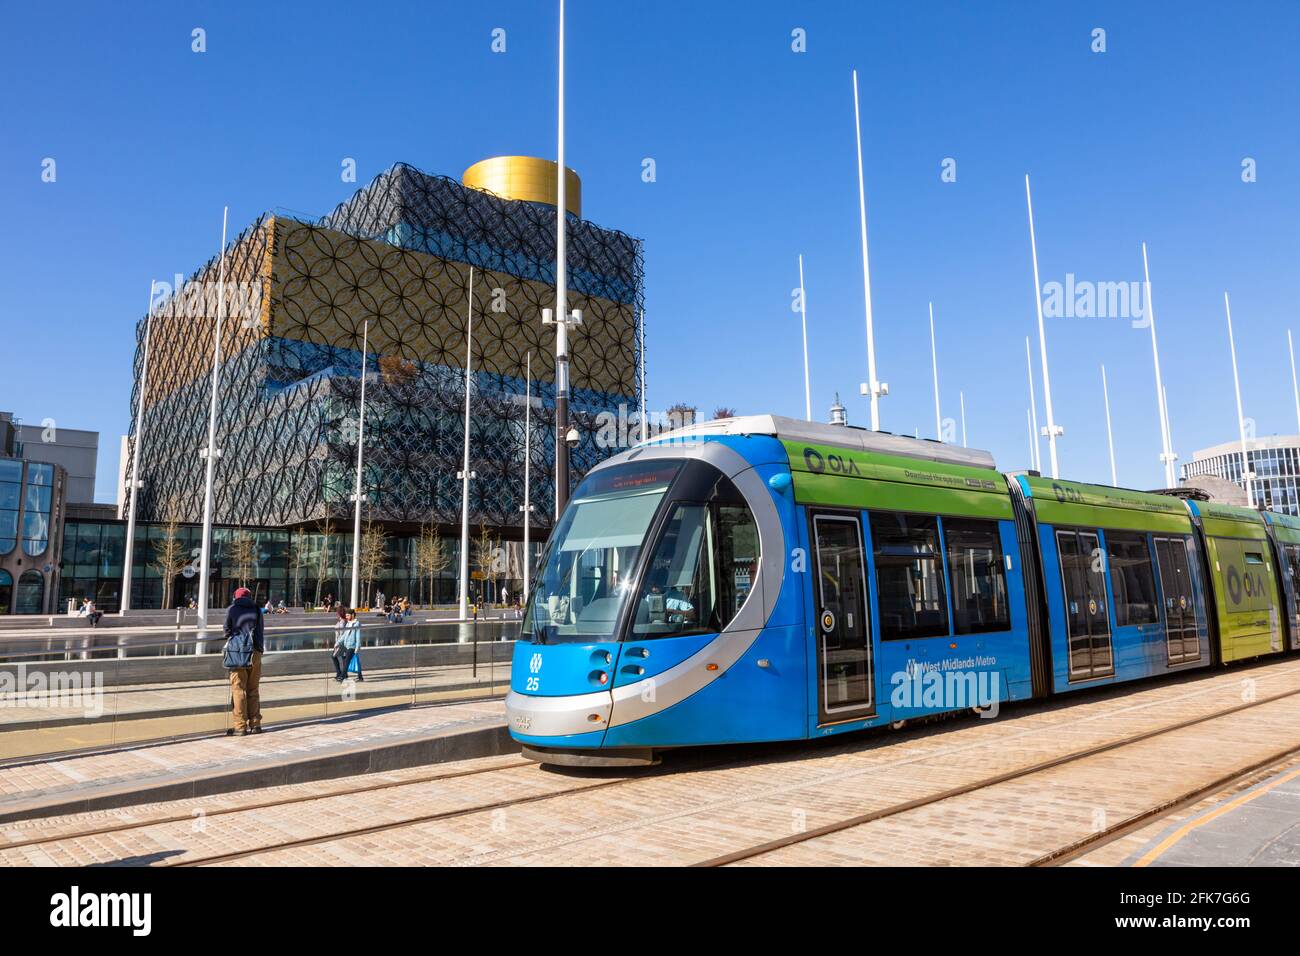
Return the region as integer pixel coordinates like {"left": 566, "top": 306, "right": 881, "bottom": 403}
{"left": 7, "top": 656, "right": 1300, "bottom": 867}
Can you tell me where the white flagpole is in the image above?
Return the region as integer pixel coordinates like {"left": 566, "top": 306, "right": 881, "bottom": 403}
{"left": 852, "top": 70, "right": 885, "bottom": 429}
{"left": 638, "top": 309, "right": 648, "bottom": 442}
{"left": 1141, "top": 243, "right": 1177, "bottom": 487}
{"left": 1026, "top": 408, "right": 1035, "bottom": 466}
{"left": 348, "top": 319, "right": 370, "bottom": 609}
{"left": 121, "top": 279, "right": 158, "bottom": 614}
{"left": 1102, "top": 364, "right": 1117, "bottom": 487}
{"left": 959, "top": 390, "right": 967, "bottom": 447}
{"left": 798, "top": 255, "right": 812, "bottom": 421}
{"left": 196, "top": 207, "right": 228, "bottom": 630}
{"left": 522, "top": 350, "right": 532, "bottom": 604}
{"left": 1224, "top": 292, "right": 1254, "bottom": 507}
{"left": 1025, "top": 175, "right": 1061, "bottom": 478}
{"left": 458, "top": 267, "right": 476, "bottom": 619}
{"left": 1289, "top": 330, "right": 1300, "bottom": 437}
{"left": 1025, "top": 336, "right": 1042, "bottom": 473}
{"left": 929, "top": 302, "right": 942, "bottom": 440}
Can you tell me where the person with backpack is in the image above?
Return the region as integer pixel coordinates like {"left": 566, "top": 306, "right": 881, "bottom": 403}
{"left": 222, "top": 586, "right": 265, "bottom": 735}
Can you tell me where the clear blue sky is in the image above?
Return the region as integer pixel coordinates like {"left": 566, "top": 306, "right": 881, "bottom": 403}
{"left": 3, "top": 1, "right": 1298, "bottom": 502}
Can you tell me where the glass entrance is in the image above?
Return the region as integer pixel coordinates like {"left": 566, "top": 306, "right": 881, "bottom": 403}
{"left": 813, "top": 513, "right": 873, "bottom": 720}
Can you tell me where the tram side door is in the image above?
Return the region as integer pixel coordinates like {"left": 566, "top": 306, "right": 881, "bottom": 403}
{"left": 1055, "top": 529, "right": 1114, "bottom": 680}
{"left": 1155, "top": 536, "right": 1200, "bottom": 664}
{"left": 811, "top": 513, "right": 874, "bottom": 723}
{"left": 1284, "top": 544, "right": 1300, "bottom": 650}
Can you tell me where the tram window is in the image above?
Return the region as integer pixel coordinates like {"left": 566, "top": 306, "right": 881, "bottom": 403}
{"left": 943, "top": 518, "right": 1010, "bottom": 634}
{"left": 1106, "top": 531, "right": 1158, "bottom": 627}
{"left": 631, "top": 477, "right": 759, "bottom": 639}
{"left": 870, "top": 511, "right": 949, "bottom": 640}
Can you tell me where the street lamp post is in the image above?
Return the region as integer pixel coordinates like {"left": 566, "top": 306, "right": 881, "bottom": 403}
{"left": 521, "top": 350, "right": 534, "bottom": 606}
{"left": 928, "top": 302, "right": 941, "bottom": 441}
{"left": 121, "top": 279, "right": 159, "bottom": 614}
{"left": 1224, "top": 292, "right": 1255, "bottom": 507}
{"left": 1141, "top": 243, "right": 1178, "bottom": 487}
{"left": 458, "top": 268, "right": 477, "bottom": 620}
{"left": 851, "top": 69, "right": 886, "bottom": 429}
{"left": 1025, "top": 175, "right": 1063, "bottom": 478}
{"left": 544, "top": 305, "right": 582, "bottom": 517}
{"left": 798, "top": 255, "right": 811, "bottom": 421}
{"left": 196, "top": 207, "right": 229, "bottom": 630}
{"left": 1102, "top": 364, "right": 1117, "bottom": 487}
{"left": 348, "top": 319, "right": 370, "bottom": 610}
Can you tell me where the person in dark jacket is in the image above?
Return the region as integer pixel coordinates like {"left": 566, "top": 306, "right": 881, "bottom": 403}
{"left": 223, "top": 587, "right": 265, "bottom": 735}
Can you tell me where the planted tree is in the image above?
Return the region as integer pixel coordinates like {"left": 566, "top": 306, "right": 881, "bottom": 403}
{"left": 150, "top": 502, "right": 190, "bottom": 609}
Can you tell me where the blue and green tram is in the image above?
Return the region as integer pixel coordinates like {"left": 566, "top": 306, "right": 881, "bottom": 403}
{"left": 508, "top": 416, "right": 1299, "bottom": 766}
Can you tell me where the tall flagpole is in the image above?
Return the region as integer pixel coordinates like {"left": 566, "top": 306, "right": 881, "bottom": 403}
{"left": 196, "top": 207, "right": 229, "bottom": 629}
{"left": 1224, "top": 292, "right": 1254, "bottom": 507}
{"left": 1026, "top": 408, "right": 1035, "bottom": 466}
{"left": 1025, "top": 175, "right": 1061, "bottom": 478}
{"left": 1289, "top": 330, "right": 1300, "bottom": 437}
{"left": 959, "top": 390, "right": 967, "bottom": 447}
{"left": 458, "top": 268, "right": 476, "bottom": 619}
{"left": 551, "top": 0, "right": 576, "bottom": 516}
{"left": 1102, "top": 364, "right": 1117, "bottom": 487}
{"left": 798, "top": 255, "right": 812, "bottom": 421}
{"left": 522, "top": 350, "right": 532, "bottom": 604}
{"left": 929, "top": 302, "right": 941, "bottom": 440}
{"left": 121, "top": 279, "right": 158, "bottom": 613}
{"left": 1141, "top": 243, "right": 1177, "bottom": 487}
{"left": 638, "top": 309, "right": 647, "bottom": 442}
{"left": 1025, "top": 336, "right": 1042, "bottom": 473}
{"left": 348, "top": 319, "right": 370, "bottom": 609}
{"left": 852, "top": 69, "right": 885, "bottom": 429}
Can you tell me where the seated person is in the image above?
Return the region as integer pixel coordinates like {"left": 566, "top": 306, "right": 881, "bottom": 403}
{"left": 640, "top": 570, "right": 697, "bottom": 626}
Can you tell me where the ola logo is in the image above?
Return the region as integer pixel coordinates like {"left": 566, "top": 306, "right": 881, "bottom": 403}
{"left": 1226, "top": 566, "right": 1242, "bottom": 606}
{"left": 804, "top": 448, "right": 825, "bottom": 474}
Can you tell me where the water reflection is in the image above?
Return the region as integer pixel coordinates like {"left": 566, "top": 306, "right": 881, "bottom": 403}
{"left": 0, "top": 619, "right": 523, "bottom": 664}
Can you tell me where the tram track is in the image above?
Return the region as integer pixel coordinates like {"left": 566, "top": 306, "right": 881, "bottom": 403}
{"left": 180, "top": 667, "right": 1300, "bottom": 867}
{"left": 696, "top": 683, "right": 1300, "bottom": 866}
{"left": 0, "top": 755, "right": 533, "bottom": 852}
{"left": 9, "top": 660, "right": 1300, "bottom": 867}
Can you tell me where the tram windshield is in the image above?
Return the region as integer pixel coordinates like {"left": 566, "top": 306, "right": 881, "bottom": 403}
{"left": 522, "top": 460, "right": 682, "bottom": 644}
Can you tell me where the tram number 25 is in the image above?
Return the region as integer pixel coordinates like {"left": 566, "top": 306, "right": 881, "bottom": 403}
{"left": 525, "top": 677, "right": 540, "bottom": 691}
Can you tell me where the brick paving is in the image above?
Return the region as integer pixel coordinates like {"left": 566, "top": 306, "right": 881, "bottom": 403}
{"left": 7, "top": 659, "right": 1300, "bottom": 867}
{"left": 0, "top": 699, "right": 507, "bottom": 821}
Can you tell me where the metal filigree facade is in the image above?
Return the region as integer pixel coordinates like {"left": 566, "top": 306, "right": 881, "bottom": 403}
{"left": 125, "top": 163, "right": 645, "bottom": 540}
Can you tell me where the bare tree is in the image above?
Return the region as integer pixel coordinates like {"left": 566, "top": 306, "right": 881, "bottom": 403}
{"left": 228, "top": 530, "right": 259, "bottom": 594}
{"left": 360, "top": 522, "right": 388, "bottom": 607}
{"left": 150, "top": 501, "right": 190, "bottom": 609}
{"left": 314, "top": 517, "right": 335, "bottom": 607}
{"left": 414, "top": 523, "right": 450, "bottom": 607}
{"left": 712, "top": 406, "right": 738, "bottom": 420}
{"left": 473, "top": 523, "right": 502, "bottom": 604}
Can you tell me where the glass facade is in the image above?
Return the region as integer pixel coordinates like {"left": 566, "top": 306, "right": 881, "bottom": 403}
{"left": 1182, "top": 442, "right": 1300, "bottom": 516}
{"left": 59, "top": 519, "right": 542, "bottom": 612}
{"left": 0, "top": 458, "right": 20, "bottom": 554}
